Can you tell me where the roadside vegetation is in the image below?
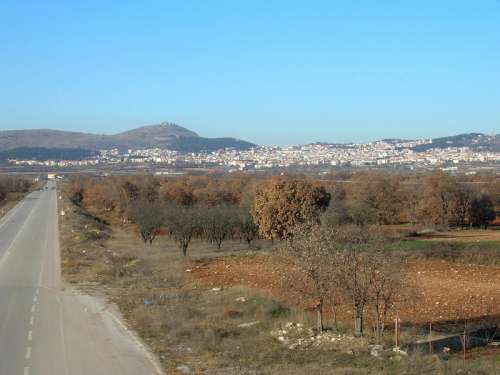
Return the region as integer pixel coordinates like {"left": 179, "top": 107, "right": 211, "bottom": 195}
{"left": 59, "top": 171, "right": 500, "bottom": 374}
{"left": 0, "top": 176, "right": 37, "bottom": 216}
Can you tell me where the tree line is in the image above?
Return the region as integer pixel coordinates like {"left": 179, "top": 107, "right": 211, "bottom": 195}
{"left": 0, "top": 177, "right": 33, "bottom": 203}
{"left": 322, "top": 171, "right": 498, "bottom": 229}
{"left": 66, "top": 175, "right": 260, "bottom": 256}
{"left": 64, "top": 172, "right": 498, "bottom": 337}
{"left": 128, "top": 201, "right": 258, "bottom": 255}
{"left": 66, "top": 171, "right": 499, "bottom": 247}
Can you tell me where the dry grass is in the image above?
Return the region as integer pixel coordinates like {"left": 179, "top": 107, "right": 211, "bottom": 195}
{"left": 414, "top": 228, "right": 500, "bottom": 243}
{"left": 58, "top": 196, "right": 500, "bottom": 374}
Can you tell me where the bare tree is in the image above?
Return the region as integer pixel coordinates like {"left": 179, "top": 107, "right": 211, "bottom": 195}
{"left": 66, "top": 178, "right": 85, "bottom": 206}
{"left": 128, "top": 202, "right": 163, "bottom": 245}
{"left": 0, "top": 177, "right": 33, "bottom": 202}
{"left": 330, "top": 225, "right": 405, "bottom": 339}
{"left": 469, "top": 194, "right": 496, "bottom": 228}
{"left": 349, "top": 172, "right": 402, "bottom": 225}
{"left": 164, "top": 204, "right": 202, "bottom": 256}
{"left": 417, "top": 171, "right": 458, "bottom": 228}
{"left": 451, "top": 184, "right": 475, "bottom": 228}
{"left": 281, "top": 224, "right": 339, "bottom": 332}
{"left": 202, "top": 205, "right": 238, "bottom": 250}
{"left": 236, "top": 209, "right": 259, "bottom": 248}
{"left": 321, "top": 184, "right": 350, "bottom": 226}
{"left": 0, "top": 184, "right": 5, "bottom": 202}
{"left": 337, "top": 249, "right": 372, "bottom": 336}
{"left": 121, "top": 180, "right": 141, "bottom": 202}
{"left": 369, "top": 255, "right": 402, "bottom": 342}
{"left": 139, "top": 176, "right": 160, "bottom": 204}
{"left": 333, "top": 225, "right": 384, "bottom": 337}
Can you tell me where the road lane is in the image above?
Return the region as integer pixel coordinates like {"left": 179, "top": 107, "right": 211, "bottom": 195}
{"left": 0, "top": 182, "right": 163, "bottom": 375}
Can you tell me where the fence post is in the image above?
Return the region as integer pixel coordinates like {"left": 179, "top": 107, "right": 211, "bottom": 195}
{"left": 394, "top": 313, "right": 401, "bottom": 348}
{"left": 462, "top": 321, "right": 468, "bottom": 361}
{"left": 428, "top": 322, "right": 432, "bottom": 354}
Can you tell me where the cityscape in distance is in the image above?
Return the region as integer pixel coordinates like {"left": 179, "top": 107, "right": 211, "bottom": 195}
{"left": 1, "top": 123, "right": 499, "bottom": 173}
{"left": 2, "top": 2, "right": 500, "bottom": 374}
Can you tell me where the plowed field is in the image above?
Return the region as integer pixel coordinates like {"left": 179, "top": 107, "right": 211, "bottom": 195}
{"left": 192, "top": 255, "right": 500, "bottom": 325}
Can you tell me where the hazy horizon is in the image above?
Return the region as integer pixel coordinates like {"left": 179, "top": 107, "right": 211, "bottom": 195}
{"left": 1, "top": 1, "right": 499, "bottom": 145}
{"left": 1, "top": 121, "right": 498, "bottom": 148}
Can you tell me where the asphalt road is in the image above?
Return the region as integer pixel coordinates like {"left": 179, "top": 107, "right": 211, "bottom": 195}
{"left": 0, "top": 181, "right": 163, "bottom": 375}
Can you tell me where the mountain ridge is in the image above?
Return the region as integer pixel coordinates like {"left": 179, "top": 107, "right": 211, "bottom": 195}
{"left": 0, "top": 122, "right": 256, "bottom": 153}
{"left": 307, "top": 133, "right": 499, "bottom": 152}
{"left": 412, "top": 133, "right": 499, "bottom": 152}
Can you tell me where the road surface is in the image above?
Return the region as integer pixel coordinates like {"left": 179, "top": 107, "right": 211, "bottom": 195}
{"left": 0, "top": 181, "right": 163, "bottom": 375}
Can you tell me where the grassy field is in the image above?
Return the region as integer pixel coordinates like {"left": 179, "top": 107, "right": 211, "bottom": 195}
{"left": 58, "top": 196, "right": 500, "bottom": 374}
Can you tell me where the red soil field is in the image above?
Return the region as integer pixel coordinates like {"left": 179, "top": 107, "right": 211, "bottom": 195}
{"left": 191, "top": 255, "right": 500, "bottom": 326}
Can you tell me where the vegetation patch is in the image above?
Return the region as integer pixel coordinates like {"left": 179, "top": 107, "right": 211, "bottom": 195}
{"left": 58, "top": 172, "right": 500, "bottom": 374}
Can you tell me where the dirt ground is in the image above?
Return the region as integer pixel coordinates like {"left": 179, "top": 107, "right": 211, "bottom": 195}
{"left": 191, "top": 256, "right": 500, "bottom": 326}
{"left": 58, "top": 193, "right": 500, "bottom": 374}
{"left": 416, "top": 228, "right": 500, "bottom": 242}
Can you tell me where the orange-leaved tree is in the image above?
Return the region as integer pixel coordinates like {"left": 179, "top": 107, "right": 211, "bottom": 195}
{"left": 251, "top": 177, "right": 330, "bottom": 240}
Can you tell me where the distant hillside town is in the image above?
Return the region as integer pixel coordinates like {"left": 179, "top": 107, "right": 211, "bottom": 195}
{"left": 7, "top": 136, "right": 500, "bottom": 171}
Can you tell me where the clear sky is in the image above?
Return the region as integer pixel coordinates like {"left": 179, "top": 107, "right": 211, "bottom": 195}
{"left": 0, "top": 1, "right": 499, "bottom": 146}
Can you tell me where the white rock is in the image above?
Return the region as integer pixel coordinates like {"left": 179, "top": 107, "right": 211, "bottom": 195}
{"left": 176, "top": 365, "right": 191, "bottom": 374}
{"left": 237, "top": 321, "right": 260, "bottom": 328}
{"left": 392, "top": 347, "right": 408, "bottom": 356}
{"left": 370, "top": 345, "right": 384, "bottom": 357}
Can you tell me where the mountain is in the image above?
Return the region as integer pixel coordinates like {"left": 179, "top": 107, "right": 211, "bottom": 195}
{"left": 0, "top": 122, "right": 256, "bottom": 159}
{"left": 0, "top": 147, "right": 96, "bottom": 162}
{"left": 412, "top": 133, "right": 500, "bottom": 152}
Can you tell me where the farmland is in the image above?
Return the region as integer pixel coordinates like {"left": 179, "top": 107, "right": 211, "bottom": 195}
{"left": 58, "top": 172, "right": 500, "bottom": 374}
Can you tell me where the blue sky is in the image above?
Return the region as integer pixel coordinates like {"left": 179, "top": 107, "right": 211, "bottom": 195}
{"left": 0, "top": 1, "right": 499, "bottom": 145}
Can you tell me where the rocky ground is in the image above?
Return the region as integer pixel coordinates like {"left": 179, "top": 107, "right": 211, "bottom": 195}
{"left": 192, "top": 255, "right": 500, "bottom": 325}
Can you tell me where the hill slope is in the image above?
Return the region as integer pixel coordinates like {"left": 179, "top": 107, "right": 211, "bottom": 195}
{"left": 0, "top": 122, "right": 256, "bottom": 154}
{"left": 413, "top": 133, "right": 499, "bottom": 152}
{"left": 0, "top": 147, "right": 96, "bottom": 162}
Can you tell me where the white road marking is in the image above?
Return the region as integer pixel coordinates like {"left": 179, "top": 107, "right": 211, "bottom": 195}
{"left": 33, "top": 295, "right": 37, "bottom": 303}
{"left": 37, "top": 211, "right": 50, "bottom": 287}
{"left": 35, "top": 288, "right": 39, "bottom": 296}
{"left": 0, "top": 200, "right": 25, "bottom": 230}
{"left": 25, "top": 347, "right": 31, "bottom": 359}
{"left": 55, "top": 293, "right": 70, "bottom": 375}
{"left": 30, "top": 316, "right": 34, "bottom": 326}
{"left": 28, "top": 330, "right": 32, "bottom": 341}
{"left": 31, "top": 305, "right": 36, "bottom": 313}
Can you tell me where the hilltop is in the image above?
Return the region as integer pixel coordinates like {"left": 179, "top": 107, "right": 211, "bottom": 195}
{"left": 412, "top": 133, "right": 499, "bottom": 152}
{"left": 0, "top": 122, "right": 256, "bottom": 158}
